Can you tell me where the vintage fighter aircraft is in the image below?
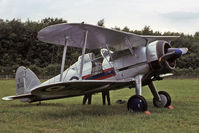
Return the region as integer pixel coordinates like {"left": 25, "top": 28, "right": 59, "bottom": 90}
{"left": 2, "top": 23, "right": 188, "bottom": 113}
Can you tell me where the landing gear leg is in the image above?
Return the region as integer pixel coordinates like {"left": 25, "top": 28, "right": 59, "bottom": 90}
{"left": 127, "top": 75, "right": 148, "bottom": 113}
{"left": 148, "top": 81, "right": 161, "bottom": 102}
{"left": 135, "top": 75, "right": 143, "bottom": 96}
{"left": 148, "top": 81, "right": 172, "bottom": 108}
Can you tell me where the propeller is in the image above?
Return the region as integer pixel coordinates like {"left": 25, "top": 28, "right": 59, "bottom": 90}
{"left": 178, "top": 48, "right": 189, "bottom": 55}
{"left": 159, "top": 48, "right": 188, "bottom": 62}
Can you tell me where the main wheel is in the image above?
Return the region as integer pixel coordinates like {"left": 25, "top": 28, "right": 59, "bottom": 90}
{"left": 127, "top": 95, "right": 148, "bottom": 112}
{"left": 153, "top": 91, "right": 171, "bottom": 107}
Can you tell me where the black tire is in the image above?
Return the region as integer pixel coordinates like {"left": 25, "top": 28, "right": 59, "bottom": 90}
{"left": 127, "top": 95, "right": 148, "bottom": 112}
{"left": 153, "top": 91, "right": 171, "bottom": 108}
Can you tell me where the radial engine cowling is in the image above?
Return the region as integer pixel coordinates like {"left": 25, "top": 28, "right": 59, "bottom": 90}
{"left": 146, "top": 40, "right": 177, "bottom": 74}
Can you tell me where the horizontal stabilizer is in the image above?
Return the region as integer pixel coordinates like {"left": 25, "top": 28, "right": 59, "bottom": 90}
{"left": 2, "top": 96, "right": 14, "bottom": 101}
{"left": 2, "top": 94, "right": 34, "bottom": 101}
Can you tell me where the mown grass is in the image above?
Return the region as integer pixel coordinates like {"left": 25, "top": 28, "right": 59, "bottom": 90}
{"left": 0, "top": 79, "right": 199, "bottom": 133}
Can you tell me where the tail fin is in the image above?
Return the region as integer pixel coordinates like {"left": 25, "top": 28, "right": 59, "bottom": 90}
{"left": 16, "top": 66, "right": 40, "bottom": 95}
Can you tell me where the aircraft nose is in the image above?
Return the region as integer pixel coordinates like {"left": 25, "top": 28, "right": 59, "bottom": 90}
{"left": 159, "top": 47, "right": 188, "bottom": 63}
{"left": 168, "top": 48, "right": 188, "bottom": 58}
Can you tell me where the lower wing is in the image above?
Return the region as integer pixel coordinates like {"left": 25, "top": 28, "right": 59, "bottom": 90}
{"left": 31, "top": 80, "right": 130, "bottom": 97}
{"left": 2, "top": 80, "right": 131, "bottom": 102}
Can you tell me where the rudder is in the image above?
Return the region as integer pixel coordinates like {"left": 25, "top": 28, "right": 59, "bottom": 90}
{"left": 16, "top": 66, "right": 40, "bottom": 95}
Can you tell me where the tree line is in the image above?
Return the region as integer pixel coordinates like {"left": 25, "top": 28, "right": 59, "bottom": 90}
{"left": 0, "top": 18, "right": 199, "bottom": 78}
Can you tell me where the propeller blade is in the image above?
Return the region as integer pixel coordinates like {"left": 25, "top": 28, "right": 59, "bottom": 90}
{"left": 178, "top": 48, "right": 188, "bottom": 55}
{"left": 159, "top": 51, "right": 176, "bottom": 62}
{"left": 159, "top": 48, "right": 188, "bottom": 62}
{"left": 167, "top": 48, "right": 188, "bottom": 55}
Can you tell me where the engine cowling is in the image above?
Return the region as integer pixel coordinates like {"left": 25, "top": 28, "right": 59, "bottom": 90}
{"left": 146, "top": 40, "right": 177, "bottom": 74}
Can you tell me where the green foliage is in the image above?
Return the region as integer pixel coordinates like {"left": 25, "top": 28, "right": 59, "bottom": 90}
{"left": 122, "top": 26, "right": 130, "bottom": 32}
{"left": 0, "top": 18, "right": 68, "bottom": 76}
{"left": 0, "top": 18, "right": 199, "bottom": 77}
{"left": 173, "top": 68, "right": 199, "bottom": 78}
{"left": 141, "top": 26, "right": 153, "bottom": 35}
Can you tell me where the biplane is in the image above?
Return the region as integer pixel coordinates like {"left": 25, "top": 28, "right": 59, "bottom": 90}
{"left": 2, "top": 23, "right": 188, "bottom": 113}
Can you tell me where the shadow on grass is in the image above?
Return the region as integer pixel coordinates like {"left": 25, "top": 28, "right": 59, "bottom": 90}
{"left": 8, "top": 102, "right": 65, "bottom": 108}
{"left": 39, "top": 104, "right": 129, "bottom": 120}
{"left": 7, "top": 101, "right": 178, "bottom": 119}
{"left": 6, "top": 100, "right": 195, "bottom": 120}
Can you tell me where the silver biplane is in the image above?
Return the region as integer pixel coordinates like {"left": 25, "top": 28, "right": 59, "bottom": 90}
{"left": 2, "top": 23, "right": 188, "bottom": 112}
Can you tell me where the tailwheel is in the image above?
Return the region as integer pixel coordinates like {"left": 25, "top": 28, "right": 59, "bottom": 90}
{"left": 153, "top": 91, "right": 171, "bottom": 108}
{"left": 127, "top": 95, "right": 148, "bottom": 112}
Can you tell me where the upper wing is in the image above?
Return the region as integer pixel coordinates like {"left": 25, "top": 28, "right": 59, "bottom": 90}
{"left": 37, "top": 23, "right": 147, "bottom": 51}
{"left": 38, "top": 23, "right": 179, "bottom": 51}
{"left": 141, "top": 35, "right": 180, "bottom": 43}
{"left": 31, "top": 80, "right": 129, "bottom": 97}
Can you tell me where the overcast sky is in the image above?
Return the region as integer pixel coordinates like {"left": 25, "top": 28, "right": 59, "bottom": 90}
{"left": 0, "top": 0, "right": 199, "bottom": 34}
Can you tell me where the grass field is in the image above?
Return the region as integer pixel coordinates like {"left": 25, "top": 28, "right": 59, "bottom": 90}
{"left": 0, "top": 79, "right": 199, "bottom": 133}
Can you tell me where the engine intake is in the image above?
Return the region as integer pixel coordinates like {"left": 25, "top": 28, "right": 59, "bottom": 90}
{"left": 146, "top": 40, "right": 176, "bottom": 75}
{"left": 156, "top": 41, "right": 176, "bottom": 70}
